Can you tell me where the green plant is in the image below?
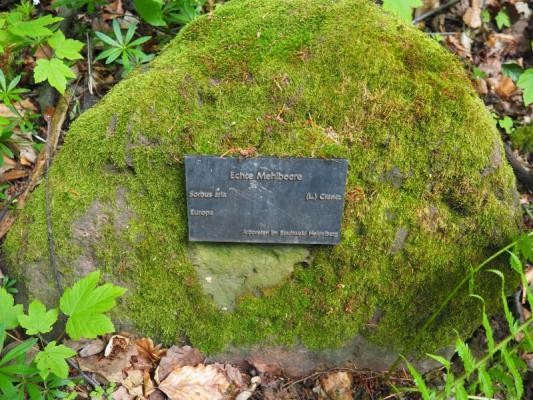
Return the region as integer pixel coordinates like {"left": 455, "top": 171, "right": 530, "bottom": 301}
{"left": 0, "top": 271, "right": 125, "bottom": 398}
{"left": 517, "top": 69, "right": 533, "bottom": 106}
{"left": 1, "top": 274, "right": 18, "bottom": 295}
{"left": 495, "top": 9, "right": 511, "bottom": 30}
{"left": 95, "top": 20, "right": 153, "bottom": 76}
{"left": 89, "top": 382, "right": 116, "bottom": 400}
{"left": 382, "top": 0, "right": 422, "bottom": 23}
{"left": 403, "top": 234, "right": 533, "bottom": 400}
{"left": 498, "top": 116, "right": 514, "bottom": 134}
{"left": 0, "top": 1, "right": 84, "bottom": 94}
{"left": 134, "top": 0, "right": 206, "bottom": 27}
{"left": 52, "top": 0, "right": 106, "bottom": 12}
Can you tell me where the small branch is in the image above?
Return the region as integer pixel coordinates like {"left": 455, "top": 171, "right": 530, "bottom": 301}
{"left": 0, "top": 94, "right": 70, "bottom": 240}
{"left": 412, "top": 0, "right": 461, "bottom": 24}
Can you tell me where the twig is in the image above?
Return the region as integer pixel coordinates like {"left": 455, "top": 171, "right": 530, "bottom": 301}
{"left": 0, "top": 94, "right": 70, "bottom": 240}
{"left": 412, "top": 0, "right": 461, "bottom": 24}
{"left": 44, "top": 116, "right": 62, "bottom": 293}
{"left": 86, "top": 32, "right": 95, "bottom": 96}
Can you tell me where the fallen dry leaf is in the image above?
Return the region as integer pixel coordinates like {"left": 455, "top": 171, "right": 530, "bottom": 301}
{"left": 463, "top": 0, "right": 482, "bottom": 28}
{"left": 223, "top": 363, "right": 245, "bottom": 388}
{"left": 78, "top": 341, "right": 138, "bottom": 383}
{"left": 495, "top": 76, "right": 516, "bottom": 99}
{"left": 136, "top": 337, "right": 166, "bottom": 363}
{"left": 0, "top": 156, "right": 16, "bottom": 175}
{"left": 158, "top": 364, "right": 229, "bottom": 400}
{"left": 121, "top": 369, "right": 144, "bottom": 398}
{"left": 156, "top": 345, "right": 203, "bottom": 383}
{"left": 112, "top": 386, "right": 134, "bottom": 400}
{"left": 317, "top": 371, "right": 353, "bottom": 400}
{"left": 79, "top": 339, "right": 106, "bottom": 358}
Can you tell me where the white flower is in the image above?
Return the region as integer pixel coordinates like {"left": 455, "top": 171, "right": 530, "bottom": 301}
{"left": 33, "top": 0, "right": 40, "bottom": 5}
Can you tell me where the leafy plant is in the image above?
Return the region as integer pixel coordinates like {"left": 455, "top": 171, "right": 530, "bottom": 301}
{"left": 382, "top": 0, "right": 422, "bottom": 23}
{"left": 134, "top": 0, "right": 206, "bottom": 27}
{"left": 0, "top": 275, "right": 18, "bottom": 295}
{"left": 0, "top": 271, "right": 125, "bottom": 399}
{"left": 60, "top": 270, "right": 127, "bottom": 339}
{"left": 517, "top": 69, "right": 533, "bottom": 106}
{"left": 495, "top": 9, "right": 511, "bottom": 30}
{"left": 95, "top": 20, "right": 153, "bottom": 75}
{"left": 0, "top": 1, "right": 84, "bottom": 94}
{"left": 498, "top": 116, "right": 514, "bottom": 134}
{"left": 52, "top": 0, "right": 106, "bottom": 12}
{"left": 403, "top": 234, "right": 533, "bottom": 400}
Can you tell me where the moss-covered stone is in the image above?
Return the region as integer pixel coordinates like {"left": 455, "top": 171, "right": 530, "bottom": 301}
{"left": 3, "top": 0, "right": 522, "bottom": 369}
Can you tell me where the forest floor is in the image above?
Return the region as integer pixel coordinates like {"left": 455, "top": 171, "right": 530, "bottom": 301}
{"left": 0, "top": 1, "right": 532, "bottom": 399}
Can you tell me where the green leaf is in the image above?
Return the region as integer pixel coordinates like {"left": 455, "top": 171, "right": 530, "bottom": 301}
{"left": 35, "top": 341, "right": 76, "bottom": 380}
{"left": 470, "top": 295, "right": 495, "bottom": 354}
{"left": 18, "top": 300, "right": 58, "bottom": 335}
{"left": 134, "top": 0, "right": 167, "bottom": 27}
{"left": 59, "top": 271, "right": 126, "bottom": 339}
{"left": 0, "top": 338, "right": 37, "bottom": 366}
{"left": 495, "top": 9, "right": 511, "bottom": 30}
{"left": 477, "top": 366, "right": 494, "bottom": 397}
{"left": 0, "top": 288, "right": 23, "bottom": 329}
{"left": 382, "top": 0, "right": 423, "bottom": 23}
{"left": 502, "top": 63, "right": 524, "bottom": 81}
{"left": 426, "top": 353, "right": 450, "bottom": 370}
{"left": 501, "top": 348, "right": 523, "bottom": 399}
{"left": 8, "top": 15, "right": 63, "bottom": 38}
{"left": 94, "top": 31, "right": 120, "bottom": 48}
{"left": 47, "top": 31, "right": 84, "bottom": 60}
{"left": 498, "top": 116, "right": 514, "bottom": 134}
{"left": 516, "top": 234, "right": 533, "bottom": 262}
{"left": 34, "top": 58, "right": 75, "bottom": 94}
{"left": 455, "top": 337, "right": 476, "bottom": 378}
{"left": 402, "top": 356, "right": 432, "bottom": 400}
{"left": 517, "top": 69, "right": 533, "bottom": 106}
{"left": 489, "top": 269, "right": 518, "bottom": 334}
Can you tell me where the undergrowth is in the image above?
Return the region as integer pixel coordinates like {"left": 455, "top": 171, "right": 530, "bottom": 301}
{"left": 402, "top": 233, "right": 533, "bottom": 399}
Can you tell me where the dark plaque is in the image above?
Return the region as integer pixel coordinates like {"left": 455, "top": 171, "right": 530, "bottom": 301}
{"left": 184, "top": 156, "right": 348, "bottom": 245}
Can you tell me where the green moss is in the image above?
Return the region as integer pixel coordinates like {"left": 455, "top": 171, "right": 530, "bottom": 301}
{"left": 3, "top": 0, "right": 522, "bottom": 358}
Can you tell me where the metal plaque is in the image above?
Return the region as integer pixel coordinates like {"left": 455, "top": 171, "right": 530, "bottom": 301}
{"left": 184, "top": 156, "right": 348, "bottom": 245}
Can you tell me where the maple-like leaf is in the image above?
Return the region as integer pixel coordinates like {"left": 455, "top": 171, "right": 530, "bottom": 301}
{"left": 34, "top": 58, "right": 76, "bottom": 94}
{"left": 0, "top": 288, "right": 23, "bottom": 329}
{"left": 35, "top": 341, "right": 76, "bottom": 379}
{"left": 517, "top": 69, "right": 533, "bottom": 106}
{"left": 495, "top": 10, "right": 511, "bottom": 30}
{"left": 59, "top": 270, "right": 126, "bottom": 340}
{"left": 158, "top": 364, "right": 229, "bottom": 400}
{"left": 382, "top": 0, "right": 423, "bottom": 23}
{"left": 18, "top": 300, "right": 58, "bottom": 335}
{"left": 47, "top": 31, "right": 84, "bottom": 60}
{"left": 7, "top": 14, "right": 63, "bottom": 38}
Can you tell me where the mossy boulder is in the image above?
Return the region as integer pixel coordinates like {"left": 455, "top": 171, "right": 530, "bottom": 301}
{"left": 3, "top": 0, "right": 522, "bottom": 372}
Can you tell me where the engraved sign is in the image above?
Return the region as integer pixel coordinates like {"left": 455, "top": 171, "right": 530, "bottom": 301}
{"left": 185, "top": 156, "right": 348, "bottom": 245}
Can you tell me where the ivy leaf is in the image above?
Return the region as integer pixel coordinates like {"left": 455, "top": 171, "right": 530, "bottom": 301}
{"left": 18, "top": 300, "right": 58, "bottom": 335}
{"left": 35, "top": 341, "right": 76, "bottom": 379}
{"left": 382, "top": 0, "right": 423, "bottom": 23}
{"left": 517, "top": 69, "right": 533, "bottom": 106}
{"left": 495, "top": 10, "right": 510, "bottom": 30}
{"left": 0, "top": 288, "right": 23, "bottom": 329}
{"left": 47, "top": 31, "right": 84, "bottom": 60}
{"left": 59, "top": 270, "right": 126, "bottom": 339}
{"left": 134, "top": 0, "right": 167, "bottom": 27}
{"left": 34, "top": 58, "right": 75, "bottom": 94}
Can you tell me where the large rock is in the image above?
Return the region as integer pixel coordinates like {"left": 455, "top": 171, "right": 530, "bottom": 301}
{"left": 3, "top": 0, "right": 522, "bottom": 373}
